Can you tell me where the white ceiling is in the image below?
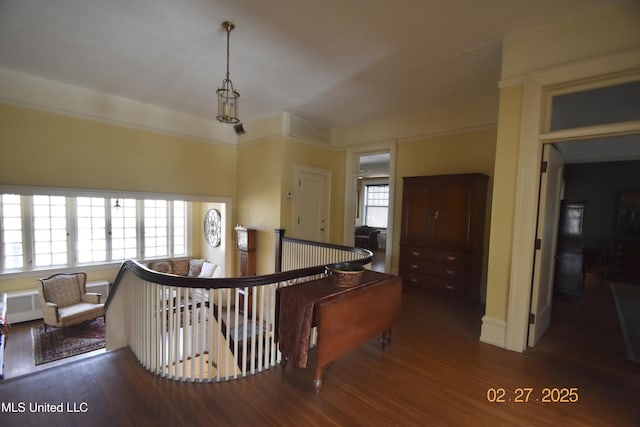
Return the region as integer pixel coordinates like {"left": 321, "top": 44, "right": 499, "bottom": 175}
{"left": 0, "top": 0, "right": 625, "bottom": 131}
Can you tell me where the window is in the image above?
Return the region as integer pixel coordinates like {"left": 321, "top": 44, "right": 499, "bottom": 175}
{"left": 0, "top": 192, "right": 190, "bottom": 273}
{"left": 363, "top": 184, "right": 389, "bottom": 228}
{"left": 144, "top": 199, "right": 168, "bottom": 258}
{"left": 1, "top": 194, "right": 24, "bottom": 269}
{"left": 549, "top": 80, "right": 640, "bottom": 131}
{"left": 33, "top": 195, "right": 68, "bottom": 267}
{"left": 76, "top": 197, "right": 107, "bottom": 263}
{"left": 173, "top": 200, "right": 186, "bottom": 255}
{"left": 110, "top": 198, "right": 137, "bottom": 261}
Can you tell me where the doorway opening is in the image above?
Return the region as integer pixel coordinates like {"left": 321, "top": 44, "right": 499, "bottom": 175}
{"left": 528, "top": 136, "right": 640, "bottom": 366}
{"left": 526, "top": 73, "right": 640, "bottom": 367}
{"left": 345, "top": 147, "right": 396, "bottom": 273}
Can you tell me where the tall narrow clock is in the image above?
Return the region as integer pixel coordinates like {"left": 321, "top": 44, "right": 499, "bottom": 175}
{"left": 235, "top": 226, "right": 256, "bottom": 276}
{"left": 235, "top": 226, "right": 256, "bottom": 314}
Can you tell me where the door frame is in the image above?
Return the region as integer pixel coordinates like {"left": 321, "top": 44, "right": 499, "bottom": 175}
{"left": 293, "top": 164, "right": 331, "bottom": 242}
{"left": 504, "top": 49, "right": 640, "bottom": 352}
{"left": 344, "top": 142, "right": 397, "bottom": 273}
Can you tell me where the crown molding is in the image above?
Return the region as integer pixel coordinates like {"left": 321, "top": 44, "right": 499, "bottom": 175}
{"left": 0, "top": 67, "right": 236, "bottom": 144}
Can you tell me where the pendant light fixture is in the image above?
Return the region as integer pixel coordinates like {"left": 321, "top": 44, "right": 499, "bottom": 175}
{"left": 216, "top": 21, "right": 240, "bottom": 124}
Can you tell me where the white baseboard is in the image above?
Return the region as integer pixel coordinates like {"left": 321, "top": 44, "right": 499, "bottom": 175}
{"left": 480, "top": 315, "right": 507, "bottom": 348}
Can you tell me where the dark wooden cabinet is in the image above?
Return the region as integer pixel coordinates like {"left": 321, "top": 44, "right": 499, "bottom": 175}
{"left": 610, "top": 240, "right": 640, "bottom": 283}
{"left": 399, "top": 174, "right": 488, "bottom": 302}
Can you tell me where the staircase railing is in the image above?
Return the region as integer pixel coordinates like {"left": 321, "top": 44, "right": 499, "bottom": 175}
{"left": 105, "top": 230, "right": 372, "bottom": 382}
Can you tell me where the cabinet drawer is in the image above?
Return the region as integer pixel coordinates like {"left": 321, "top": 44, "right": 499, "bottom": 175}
{"left": 400, "top": 246, "right": 431, "bottom": 260}
{"left": 432, "top": 250, "right": 472, "bottom": 265}
{"left": 400, "top": 260, "right": 430, "bottom": 274}
{"left": 401, "top": 272, "right": 466, "bottom": 297}
{"left": 430, "top": 263, "right": 469, "bottom": 280}
{"left": 400, "top": 261, "right": 468, "bottom": 280}
{"left": 429, "top": 276, "right": 466, "bottom": 296}
{"left": 402, "top": 272, "right": 428, "bottom": 288}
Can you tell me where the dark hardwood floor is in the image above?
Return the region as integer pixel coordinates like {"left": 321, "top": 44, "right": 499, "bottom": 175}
{"left": 371, "top": 249, "right": 385, "bottom": 273}
{"left": 1, "top": 276, "right": 638, "bottom": 426}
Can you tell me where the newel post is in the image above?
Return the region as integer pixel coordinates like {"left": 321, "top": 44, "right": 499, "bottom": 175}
{"left": 274, "top": 229, "right": 285, "bottom": 273}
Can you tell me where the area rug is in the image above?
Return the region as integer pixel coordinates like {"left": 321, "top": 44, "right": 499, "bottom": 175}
{"left": 32, "top": 317, "right": 106, "bottom": 365}
{"left": 610, "top": 282, "right": 640, "bottom": 364}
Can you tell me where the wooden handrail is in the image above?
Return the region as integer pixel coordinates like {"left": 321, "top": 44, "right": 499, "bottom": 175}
{"left": 104, "top": 232, "right": 373, "bottom": 383}
{"left": 105, "top": 236, "right": 371, "bottom": 310}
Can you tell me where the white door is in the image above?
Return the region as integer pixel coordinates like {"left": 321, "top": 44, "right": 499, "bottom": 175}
{"left": 528, "top": 144, "right": 564, "bottom": 346}
{"left": 293, "top": 167, "right": 330, "bottom": 242}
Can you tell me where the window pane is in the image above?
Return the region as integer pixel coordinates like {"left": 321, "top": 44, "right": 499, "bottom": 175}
{"left": 550, "top": 80, "right": 640, "bottom": 131}
{"left": 143, "top": 199, "right": 168, "bottom": 258}
{"left": 76, "top": 197, "right": 107, "bottom": 263}
{"left": 366, "top": 207, "right": 388, "bottom": 228}
{"left": 33, "top": 195, "right": 67, "bottom": 267}
{"left": 173, "top": 201, "right": 187, "bottom": 256}
{"left": 1, "top": 194, "right": 24, "bottom": 269}
{"left": 111, "top": 198, "right": 137, "bottom": 261}
{"left": 358, "top": 153, "right": 390, "bottom": 174}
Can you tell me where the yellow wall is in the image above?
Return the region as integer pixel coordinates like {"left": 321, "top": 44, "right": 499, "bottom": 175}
{"left": 236, "top": 139, "right": 284, "bottom": 275}
{"left": 501, "top": 2, "right": 640, "bottom": 80}
{"left": 484, "top": 86, "right": 522, "bottom": 320}
{"left": 393, "top": 128, "right": 497, "bottom": 282}
{"left": 235, "top": 137, "right": 348, "bottom": 275}
{"left": 0, "top": 104, "right": 237, "bottom": 197}
{"left": 0, "top": 103, "right": 238, "bottom": 293}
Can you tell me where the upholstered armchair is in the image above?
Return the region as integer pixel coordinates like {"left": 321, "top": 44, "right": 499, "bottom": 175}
{"left": 354, "top": 226, "right": 380, "bottom": 251}
{"left": 38, "top": 272, "right": 105, "bottom": 331}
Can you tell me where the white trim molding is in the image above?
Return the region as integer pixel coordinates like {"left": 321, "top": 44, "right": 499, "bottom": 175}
{"left": 480, "top": 315, "right": 507, "bottom": 348}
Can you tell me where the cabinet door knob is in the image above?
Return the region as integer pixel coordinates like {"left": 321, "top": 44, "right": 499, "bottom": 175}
{"left": 447, "top": 255, "right": 457, "bottom": 261}
{"left": 411, "top": 251, "right": 421, "bottom": 257}
{"left": 445, "top": 284, "right": 455, "bottom": 291}
{"left": 410, "top": 278, "right": 418, "bottom": 283}
{"left": 411, "top": 264, "right": 418, "bottom": 269}
{"left": 446, "top": 269, "right": 455, "bottom": 275}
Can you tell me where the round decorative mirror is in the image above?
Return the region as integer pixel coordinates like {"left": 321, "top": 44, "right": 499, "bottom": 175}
{"left": 204, "top": 209, "right": 222, "bottom": 247}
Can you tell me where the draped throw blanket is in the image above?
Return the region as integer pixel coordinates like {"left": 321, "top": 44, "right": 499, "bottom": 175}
{"left": 276, "top": 271, "right": 388, "bottom": 368}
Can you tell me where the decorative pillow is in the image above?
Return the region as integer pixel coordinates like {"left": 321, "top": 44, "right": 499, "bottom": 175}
{"left": 212, "top": 265, "right": 223, "bottom": 278}
{"left": 188, "top": 259, "right": 205, "bottom": 277}
{"left": 198, "top": 262, "right": 218, "bottom": 278}
{"left": 148, "top": 261, "right": 172, "bottom": 274}
{"left": 171, "top": 259, "right": 190, "bottom": 276}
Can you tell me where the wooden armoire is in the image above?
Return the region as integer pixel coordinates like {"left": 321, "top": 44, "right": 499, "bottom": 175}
{"left": 399, "top": 173, "right": 488, "bottom": 303}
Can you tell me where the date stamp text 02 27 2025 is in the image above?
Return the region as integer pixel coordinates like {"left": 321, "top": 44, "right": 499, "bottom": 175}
{"left": 486, "top": 387, "right": 579, "bottom": 403}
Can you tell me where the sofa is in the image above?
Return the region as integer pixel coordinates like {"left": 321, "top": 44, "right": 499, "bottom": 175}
{"left": 354, "top": 226, "right": 380, "bottom": 251}
{"left": 147, "top": 258, "right": 221, "bottom": 278}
